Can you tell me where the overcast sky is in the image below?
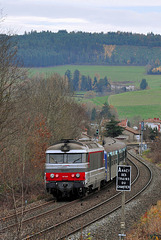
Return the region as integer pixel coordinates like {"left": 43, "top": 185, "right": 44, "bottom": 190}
{"left": 1, "top": 0, "right": 161, "bottom": 35}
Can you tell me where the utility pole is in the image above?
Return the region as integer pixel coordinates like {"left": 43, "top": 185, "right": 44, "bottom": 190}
{"left": 140, "top": 121, "right": 144, "bottom": 155}
{"left": 120, "top": 191, "right": 126, "bottom": 239}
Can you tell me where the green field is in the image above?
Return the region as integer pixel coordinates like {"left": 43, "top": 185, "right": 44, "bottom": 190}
{"left": 109, "top": 88, "right": 161, "bottom": 119}
{"left": 29, "top": 65, "right": 161, "bottom": 120}
{"left": 115, "top": 105, "right": 161, "bottom": 119}
{"left": 29, "top": 65, "right": 161, "bottom": 89}
{"left": 88, "top": 95, "right": 109, "bottom": 106}
{"left": 109, "top": 89, "right": 161, "bottom": 106}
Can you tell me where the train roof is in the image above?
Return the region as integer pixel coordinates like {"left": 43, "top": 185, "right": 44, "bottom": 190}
{"left": 104, "top": 137, "right": 126, "bottom": 152}
{"left": 46, "top": 139, "right": 104, "bottom": 153}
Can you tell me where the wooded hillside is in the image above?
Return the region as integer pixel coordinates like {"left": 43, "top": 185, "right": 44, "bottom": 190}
{"left": 9, "top": 30, "right": 161, "bottom": 67}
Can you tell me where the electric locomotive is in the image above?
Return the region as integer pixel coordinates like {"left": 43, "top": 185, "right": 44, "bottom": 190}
{"left": 45, "top": 138, "right": 104, "bottom": 198}
{"left": 45, "top": 137, "right": 126, "bottom": 199}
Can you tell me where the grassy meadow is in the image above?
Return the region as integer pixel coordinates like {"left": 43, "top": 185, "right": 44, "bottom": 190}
{"left": 29, "top": 65, "right": 161, "bottom": 120}
{"left": 29, "top": 65, "right": 161, "bottom": 89}
{"left": 109, "top": 88, "right": 161, "bottom": 119}
{"left": 87, "top": 95, "right": 109, "bottom": 106}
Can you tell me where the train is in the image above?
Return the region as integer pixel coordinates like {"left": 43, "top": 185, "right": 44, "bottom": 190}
{"left": 45, "top": 137, "right": 126, "bottom": 199}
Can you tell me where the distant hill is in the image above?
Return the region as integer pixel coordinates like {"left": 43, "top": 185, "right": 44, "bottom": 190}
{"left": 10, "top": 30, "right": 161, "bottom": 67}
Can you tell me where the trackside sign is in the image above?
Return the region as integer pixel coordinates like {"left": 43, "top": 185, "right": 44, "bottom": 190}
{"left": 116, "top": 165, "right": 131, "bottom": 191}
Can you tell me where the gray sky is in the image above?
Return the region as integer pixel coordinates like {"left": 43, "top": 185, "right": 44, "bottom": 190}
{"left": 1, "top": 0, "right": 161, "bottom": 35}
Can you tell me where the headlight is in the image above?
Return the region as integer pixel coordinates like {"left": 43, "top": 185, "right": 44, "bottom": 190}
{"left": 76, "top": 173, "right": 80, "bottom": 178}
{"left": 50, "top": 173, "right": 54, "bottom": 178}
{"left": 55, "top": 174, "right": 59, "bottom": 178}
{"left": 71, "top": 174, "right": 75, "bottom": 178}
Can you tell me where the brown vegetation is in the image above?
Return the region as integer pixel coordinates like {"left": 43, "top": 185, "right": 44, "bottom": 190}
{"left": 146, "top": 140, "right": 161, "bottom": 167}
{"left": 126, "top": 201, "right": 161, "bottom": 240}
{"left": 125, "top": 142, "right": 161, "bottom": 240}
{"left": 0, "top": 34, "right": 88, "bottom": 213}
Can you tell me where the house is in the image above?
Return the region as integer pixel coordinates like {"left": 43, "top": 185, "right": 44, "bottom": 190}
{"left": 111, "top": 83, "right": 135, "bottom": 91}
{"left": 100, "top": 118, "right": 140, "bottom": 142}
{"left": 122, "top": 126, "right": 140, "bottom": 142}
{"left": 102, "top": 118, "right": 140, "bottom": 142}
{"left": 118, "top": 119, "right": 128, "bottom": 128}
{"left": 141, "top": 118, "right": 161, "bottom": 133}
{"left": 117, "top": 119, "right": 140, "bottom": 142}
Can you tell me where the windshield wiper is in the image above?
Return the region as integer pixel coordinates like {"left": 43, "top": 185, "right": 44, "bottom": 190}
{"left": 51, "top": 157, "right": 57, "bottom": 163}
{"left": 73, "top": 158, "right": 81, "bottom": 163}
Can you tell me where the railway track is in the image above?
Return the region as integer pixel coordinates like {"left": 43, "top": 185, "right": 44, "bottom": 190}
{"left": 0, "top": 151, "right": 152, "bottom": 240}
{"left": 0, "top": 198, "right": 55, "bottom": 226}
{"left": 0, "top": 181, "right": 114, "bottom": 239}
{"left": 0, "top": 198, "right": 81, "bottom": 237}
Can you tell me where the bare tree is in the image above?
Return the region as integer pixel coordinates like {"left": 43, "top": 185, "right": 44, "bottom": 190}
{"left": 0, "top": 33, "right": 26, "bottom": 151}
{"left": 0, "top": 29, "right": 31, "bottom": 239}
{"left": 28, "top": 74, "right": 88, "bottom": 142}
{"left": 0, "top": 29, "right": 88, "bottom": 239}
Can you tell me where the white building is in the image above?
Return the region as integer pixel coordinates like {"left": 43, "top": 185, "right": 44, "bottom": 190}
{"left": 142, "top": 118, "right": 161, "bottom": 132}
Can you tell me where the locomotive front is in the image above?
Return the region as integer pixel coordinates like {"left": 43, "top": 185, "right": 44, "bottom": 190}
{"left": 45, "top": 139, "right": 88, "bottom": 198}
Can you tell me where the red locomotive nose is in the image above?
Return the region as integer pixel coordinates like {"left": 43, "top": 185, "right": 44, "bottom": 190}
{"left": 46, "top": 172, "right": 85, "bottom": 181}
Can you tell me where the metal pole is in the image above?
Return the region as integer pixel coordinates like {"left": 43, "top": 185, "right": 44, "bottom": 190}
{"left": 141, "top": 130, "right": 143, "bottom": 155}
{"left": 121, "top": 191, "right": 125, "bottom": 239}
{"left": 119, "top": 191, "right": 126, "bottom": 240}
{"left": 140, "top": 121, "right": 144, "bottom": 156}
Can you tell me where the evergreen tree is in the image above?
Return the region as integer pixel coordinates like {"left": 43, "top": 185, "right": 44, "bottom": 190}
{"left": 104, "top": 118, "right": 124, "bottom": 138}
{"left": 65, "top": 69, "right": 72, "bottom": 82}
{"left": 104, "top": 76, "right": 108, "bottom": 86}
{"left": 91, "top": 108, "right": 96, "bottom": 121}
{"left": 11, "top": 31, "right": 161, "bottom": 67}
{"left": 100, "top": 102, "right": 112, "bottom": 119}
{"left": 96, "top": 77, "right": 110, "bottom": 92}
{"left": 65, "top": 69, "right": 72, "bottom": 89}
{"left": 87, "top": 76, "right": 92, "bottom": 91}
{"left": 81, "top": 75, "right": 88, "bottom": 91}
{"left": 93, "top": 77, "right": 98, "bottom": 89}
{"left": 73, "top": 69, "right": 80, "bottom": 91}
{"left": 149, "top": 127, "right": 158, "bottom": 140}
{"left": 140, "top": 79, "right": 148, "bottom": 90}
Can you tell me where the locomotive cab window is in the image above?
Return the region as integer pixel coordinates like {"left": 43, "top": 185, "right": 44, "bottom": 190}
{"left": 47, "top": 153, "right": 86, "bottom": 164}
{"left": 49, "top": 154, "right": 64, "bottom": 164}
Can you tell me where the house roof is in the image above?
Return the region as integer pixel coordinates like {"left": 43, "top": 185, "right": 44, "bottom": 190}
{"left": 118, "top": 119, "right": 128, "bottom": 127}
{"left": 124, "top": 126, "right": 140, "bottom": 135}
{"left": 144, "top": 118, "right": 161, "bottom": 124}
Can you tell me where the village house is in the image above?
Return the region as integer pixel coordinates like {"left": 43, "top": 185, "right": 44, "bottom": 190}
{"left": 111, "top": 83, "right": 135, "bottom": 91}
{"left": 141, "top": 118, "right": 161, "bottom": 133}
{"left": 101, "top": 118, "right": 140, "bottom": 142}
{"left": 118, "top": 119, "right": 140, "bottom": 142}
